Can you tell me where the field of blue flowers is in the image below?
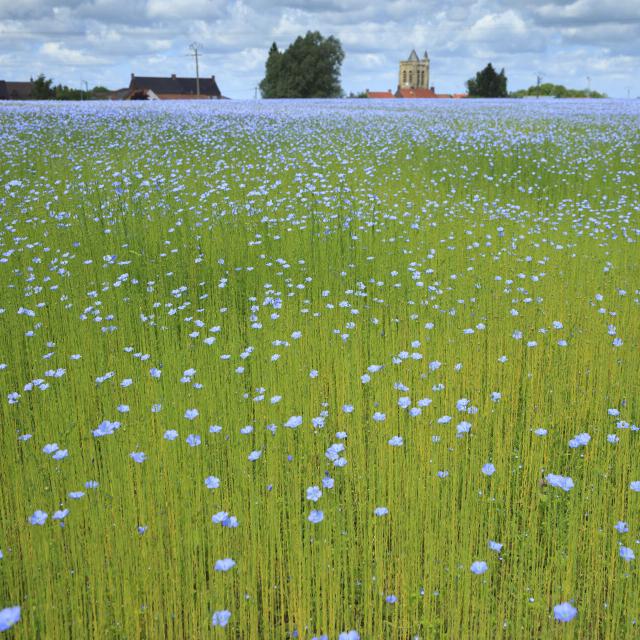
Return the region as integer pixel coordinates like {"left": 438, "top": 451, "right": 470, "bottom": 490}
{"left": 0, "top": 98, "right": 639, "bottom": 638}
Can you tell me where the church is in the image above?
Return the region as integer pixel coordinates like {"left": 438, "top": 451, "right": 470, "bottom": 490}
{"left": 367, "top": 49, "right": 466, "bottom": 99}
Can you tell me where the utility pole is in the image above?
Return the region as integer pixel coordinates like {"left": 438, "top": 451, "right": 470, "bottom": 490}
{"left": 626, "top": 86, "right": 631, "bottom": 99}
{"left": 189, "top": 42, "right": 202, "bottom": 97}
{"left": 536, "top": 74, "right": 543, "bottom": 98}
{"left": 254, "top": 85, "right": 258, "bottom": 100}
{"left": 586, "top": 76, "right": 591, "bottom": 94}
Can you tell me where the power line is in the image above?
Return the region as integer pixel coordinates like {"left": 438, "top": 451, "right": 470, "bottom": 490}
{"left": 188, "top": 42, "right": 202, "bottom": 97}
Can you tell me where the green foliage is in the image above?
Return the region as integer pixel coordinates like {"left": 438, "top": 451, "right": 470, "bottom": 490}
{"left": 259, "top": 31, "right": 344, "bottom": 98}
{"left": 53, "top": 84, "right": 83, "bottom": 100}
{"left": 466, "top": 63, "right": 508, "bottom": 98}
{"left": 510, "top": 83, "right": 607, "bottom": 98}
{"left": 1, "top": 103, "right": 639, "bottom": 638}
{"left": 31, "top": 74, "right": 54, "bottom": 99}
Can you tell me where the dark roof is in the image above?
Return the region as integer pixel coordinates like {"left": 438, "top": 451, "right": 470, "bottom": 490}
{"left": 129, "top": 74, "right": 221, "bottom": 98}
{"left": 0, "top": 81, "right": 8, "bottom": 100}
{"left": 6, "top": 82, "right": 33, "bottom": 99}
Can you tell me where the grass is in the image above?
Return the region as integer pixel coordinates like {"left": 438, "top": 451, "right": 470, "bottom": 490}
{"left": 0, "top": 98, "right": 639, "bottom": 638}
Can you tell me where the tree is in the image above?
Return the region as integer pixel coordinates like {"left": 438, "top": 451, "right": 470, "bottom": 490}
{"left": 259, "top": 43, "right": 283, "bottom": 98}
{"left": 259, "top": 31, "right": 344, "bottom": 98}
{"left": 31, "top": 74, "right": 54, "bottom": 99}
{"left": 466, "top": 63, "right": 508, "bottom": 98}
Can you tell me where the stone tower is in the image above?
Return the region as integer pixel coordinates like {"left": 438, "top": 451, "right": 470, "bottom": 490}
{"left": 398, "top": 49, "right": 430, "bottom": 90}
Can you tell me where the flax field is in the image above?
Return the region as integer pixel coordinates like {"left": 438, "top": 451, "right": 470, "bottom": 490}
{"left": 0, "top": 99, "right": 639, "bottom": 639}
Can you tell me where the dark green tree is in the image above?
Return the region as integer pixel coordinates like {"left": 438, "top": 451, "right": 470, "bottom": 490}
{"left": 260, "top": 31, "right": 344, "bottom": 98}
{"left": 259, "top": 43, "right": 283, "bottom": 98}
{"left": 466, "top": 63, "right": 508, "bottom": 98}
{"left": 31, "top": 74, "right": 54, "bottom": 99}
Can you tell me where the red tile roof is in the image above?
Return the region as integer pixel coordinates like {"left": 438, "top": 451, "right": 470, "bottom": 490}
{"left": 395, "top": 87, "right": 438, "bottom": 98}
{"left": 367, "top": 91, "right": 394, "bottom": 99}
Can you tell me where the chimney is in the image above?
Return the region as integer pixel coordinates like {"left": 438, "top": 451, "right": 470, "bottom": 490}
{"left": 211, "top": 75, "right": 216, "bottom": 81}
{"left": 171, "top": 74, "right": 177, "bottom": 80}
{"left": 131, "top": 73, "right": 135, "bottom": 79}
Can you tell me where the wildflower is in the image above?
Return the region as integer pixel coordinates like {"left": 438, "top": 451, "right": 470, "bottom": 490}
{"left": 374, "top": 507, "right": 389, "bottom": 516}
{"left": 619, "top": 546, "right": 635, "bottom": 561}
{"left": 212, "top": 610, "right": 231, "bottom": 627}
{"left": 130, "top": 451, "right": 146, "bottom": 464}
{"left": 614, "top": 521, "right": 629, "bottom": 533}
{"left": 338, "top": 632, "right": 360, "bottom": 640}
{"left": 385, "top": 594, "right": 397, "bottom": 604}
{"left": 629, "top": 481, "right": 640, "bottom": 492}
{"left": 308, "top": 510, "right": 324, "bottom": 524}
{"left": 52, "top": 449, "right": 68, "bottom": 460}
{"left": 214, "top": 558, "right": 236, "bottom": 572}
{"left": 284, "top": 415, "right": 302, "bottom": 429}
{"left": 205, "top": 476, "right": 220, "bottom": 489}
{"left": 52, "top": 509, "right": 69, "bottom": 520}
{"left": 42, "top": 443, "right": 59, "bottom": 455}
{"left": 388, "top": 436, "right": 403, "bottom": 446}
{"left": 546, "top": 474, "right": 574, "bottom": 492}
{"left": 29, "top": 510, "right": 48, "bottom": 525}
{"left": 470, "top": 561, "right": 488, "bottom": 575}
{"left": 149, "top": 367, "right": 161, "bottom": 378}
{"left": 164, "top": 430, "right": 179, "bottom": 441}
{"left": 248, "top": 450, "right": 262, "bottom": 461}
{"left": 186, "top": 434, "right": 201, "bottom": 447}
{"left": 457, "top": 421, "right": 471, "bottom": 434}
{"left": 481, "top": 463, "right": 496, "bottom": 477}
{"left": 553, "top": 602, "right": 577, "bottom": 622}
{"left": 322, "top": 476, "right": 335, "bottom": 489}
{"left": 372, "top": 412, "right": 386, "bottom": 422}
{"left": 184, "top": 408, "right": 199, "bottom": 420}
{"left": 68, "top": 491, "right": 85, "bottom": 500}
{"left": 568, "top": 433, "right": 590, "bottom": 448}
{"left": 306, "top": 486, "right": 322, "bottom": 502}
{"left": 489, "top": 540, "right": 503, "bottom": 552}
{"left": 0, "top": 606, "right": 20, "bottom": 632}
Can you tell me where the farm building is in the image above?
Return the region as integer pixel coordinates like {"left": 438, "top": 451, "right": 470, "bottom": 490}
{"left": 126, "top": 74, "right": 222, "bottom": 100}
{"left": 0, "top": 81, "right": 34, "bottom": 100}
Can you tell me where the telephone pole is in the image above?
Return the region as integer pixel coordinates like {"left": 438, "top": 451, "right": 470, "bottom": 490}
{"left": 189, "top": 42, "right": 202, "bottom": 97}
{"left": 536, "top": 74, "right": 543, "bottom": 98}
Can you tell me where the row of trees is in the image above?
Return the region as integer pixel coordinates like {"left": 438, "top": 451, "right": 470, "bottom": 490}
{"left": 30, "top": 74, "right": 108, "bottom": 100}
{"left": 510, "top": 83, "right": 606, "bottom": 99}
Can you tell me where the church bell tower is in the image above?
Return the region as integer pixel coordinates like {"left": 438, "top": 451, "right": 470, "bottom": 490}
{"left": 398, "top": 49, "right": 430, "bottom": 89}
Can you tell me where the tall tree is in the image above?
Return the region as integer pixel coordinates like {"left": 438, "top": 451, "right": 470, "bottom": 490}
{"left": 259, "top": 43, "right": 283, "bottom": 99}
{"left": 260, "top": 31, "right": 344, "bottom": 99}
{"left": 31, "top": 74, "right": 54, "bottom": 99}
{"left": 467, "top": 63, "right": 508, "bottom": 98}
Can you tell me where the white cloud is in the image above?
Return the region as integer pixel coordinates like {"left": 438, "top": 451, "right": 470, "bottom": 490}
{"left": 0, "top": 0, "right": 636, "bottom": 97}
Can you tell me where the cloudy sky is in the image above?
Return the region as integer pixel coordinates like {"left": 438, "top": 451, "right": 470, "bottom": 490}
{"left": 0, "top": 0, "right": 638, "bottom": 98}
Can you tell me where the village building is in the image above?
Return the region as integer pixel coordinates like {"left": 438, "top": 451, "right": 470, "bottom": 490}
{"left": 125, "top": 74, "right": 222, "bottom": 100}
{"left": 0, "top": 81, "right": 34, "bottom": 100}
{"left": 366, "top": 49, "right": 466, "bottom": 99}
